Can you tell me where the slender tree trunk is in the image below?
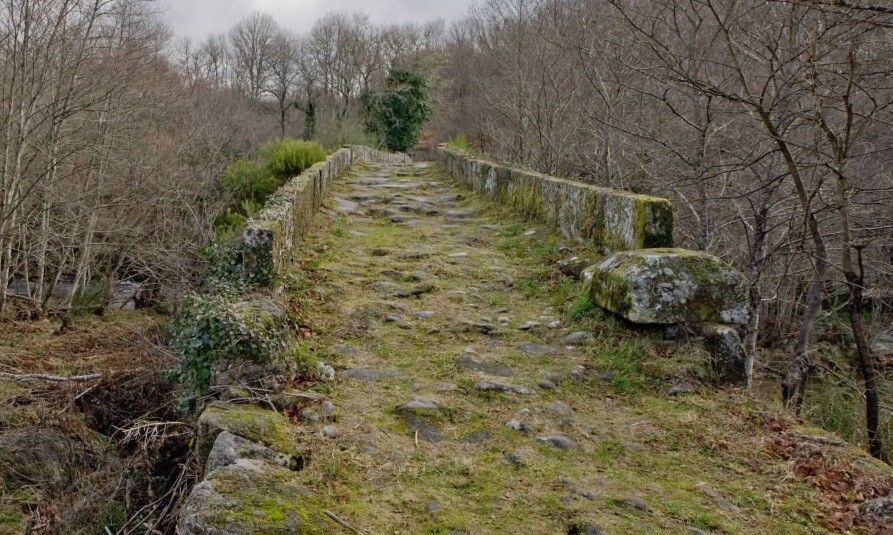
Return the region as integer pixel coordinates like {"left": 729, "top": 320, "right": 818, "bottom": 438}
{"left": 743, "top": 186, "right": 771, "bottom": 386}
{"left": 845, "top": 252, "right": 883, "bottom": 460}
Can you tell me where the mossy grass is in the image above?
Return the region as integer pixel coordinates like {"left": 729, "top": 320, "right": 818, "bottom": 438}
{"left": 269, "top": 161, "right": 884, "bottom": 534}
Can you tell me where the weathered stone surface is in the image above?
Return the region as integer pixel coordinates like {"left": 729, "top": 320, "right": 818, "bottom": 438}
{"left": 205, "top": 431, "right": 292, "bottom": 474}
{"left": 562, "top": 330, "right": 594, "bottom": 346}
{"left": 396, "top": 398, "right": 442, "bottom": 414}
{"left": 197, "top": 402, "right": 300, "bottom": 463}
{"left": 863, "top": 491, "right": 893, "bottom": 524}
{"left": 178, "top": 459, "right": 327, "bottom": 535}
{"left": 343, "top": 368, "right": 399, "bottom": 382}
{"left": 475, "top": 381, "right": 532, "bottom": 395}
{"left": 700, "top": 323, "right": 747, "bottom": 384}
{"left": 240, "top": 146, "right": 409, "bottom": 281}
{"left": 520, "top": 342, "right": 557, "bottom": 355}
{"left": 537, "top": 435, "right": 577, "bottom": 450}
{"left": 456, "top": 354, "right": 513, "bottom": 377}
{"left": 438, "top": 145, "right": 673, "bottom": 251}
{"left": 589, "top": 248, "right": 749, "bottom": 325}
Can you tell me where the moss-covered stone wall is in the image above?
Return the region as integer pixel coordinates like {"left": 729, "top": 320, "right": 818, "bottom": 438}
{"left": 242, "top": 146, "right": 409, "bottom": 281}
{"left": 436, "top": 145, "right": 673, "bottom": 252}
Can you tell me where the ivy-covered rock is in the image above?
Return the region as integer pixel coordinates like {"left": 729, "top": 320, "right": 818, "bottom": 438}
{"left": 178, "top": 458, "right": 328, "bottom": 535}
{"left": 204, "top": 238, "right": 275, "bottom": 289}
{"left": 171, "top": 293, "right": 292, "bottom": 395}
{"left": 589, "top": 248, "right": 748, "bottom": 325}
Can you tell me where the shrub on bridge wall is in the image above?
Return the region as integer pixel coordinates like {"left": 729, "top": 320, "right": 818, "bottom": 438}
{"left": 214, "top": 140, "right": 328, "bottom": 240}
{"left": 170, "top": 290, "right": 292, "bottom": 397}
{"left": 262, "top": 139, "right": 327, "bottom": 182}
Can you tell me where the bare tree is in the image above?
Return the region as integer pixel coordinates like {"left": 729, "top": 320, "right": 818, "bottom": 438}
{"left": 229, "top": 12, "right": 278, "bottom": 99}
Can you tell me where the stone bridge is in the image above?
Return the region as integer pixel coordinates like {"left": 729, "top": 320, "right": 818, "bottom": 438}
{"left": 178, "top": 146, "right": 758, "bottom": 534}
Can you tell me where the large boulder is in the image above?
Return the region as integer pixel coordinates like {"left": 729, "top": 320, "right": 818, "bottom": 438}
{"left": 178, "top": 458, "right": 328, "bottom": 535}
{"left": 589, "top": 248, "right": 748, "bottom": 325}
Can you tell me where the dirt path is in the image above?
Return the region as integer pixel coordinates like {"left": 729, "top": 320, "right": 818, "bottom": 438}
{"left": 289, "top": 162, "right": 842, "bottom": 534}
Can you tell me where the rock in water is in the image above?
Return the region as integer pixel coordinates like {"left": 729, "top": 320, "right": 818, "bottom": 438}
{"left": 589, "top": 248, "right": 748, "bottom": 325}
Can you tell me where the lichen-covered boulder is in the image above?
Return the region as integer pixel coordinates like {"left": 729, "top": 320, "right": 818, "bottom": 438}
{"left": 590, "top": 248, "right": 748, "bottom": 325}
{"left": 197, "top": 402, "right": 301, "bottom": 464}
{"left": 178, "top": 458, "right": 328, "bottom": 535}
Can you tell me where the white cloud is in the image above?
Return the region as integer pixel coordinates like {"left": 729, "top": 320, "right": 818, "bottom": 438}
{"left": 161, "top": 0, "right": 475, "bottom": 39}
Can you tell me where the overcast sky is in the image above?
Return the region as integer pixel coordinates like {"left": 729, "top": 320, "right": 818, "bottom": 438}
{"left": 162, "top": 0, "right": 476, "bottom": 39}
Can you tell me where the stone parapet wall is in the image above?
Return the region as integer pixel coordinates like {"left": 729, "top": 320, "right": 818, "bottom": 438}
{"left": 437, "top": 144, "right": 750, "bottom": 384}
{"left": 243, "top": 146, "right": 409, "bottom": 279}
{"left": 436, "top": 145, "right": 673, "bottom": 251}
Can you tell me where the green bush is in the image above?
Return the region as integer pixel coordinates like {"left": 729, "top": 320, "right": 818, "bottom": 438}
{"left": 261, "top": 139, "right": 327, "bottom": 181}
{"left": 803, "top": 346, "right": 893, "bottom": 460}
{"left": 222, "top": 159, "right": 280, "bottom": 209}
{"left": 214, "top": 141, "right": 326, "bottom": 237}
{"left": 170, "top": 291, "right": 291, "bottom": 397}
{"left": 364, "top": 69, "right": 431, "bottom": 152}
{"left": 447, "top": 134, "right": 487, "bottom": 158}
{"left": 447, "top": 133, "right": 472, "bottom": 151}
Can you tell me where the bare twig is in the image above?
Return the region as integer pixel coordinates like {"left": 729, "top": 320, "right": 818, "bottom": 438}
{"left": 324, "top": 510, "right": 363, "bottom": 534}
{"left": 0, "top": 371, "right": 101, "bottom": 382}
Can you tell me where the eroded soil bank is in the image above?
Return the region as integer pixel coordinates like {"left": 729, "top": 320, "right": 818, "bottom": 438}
{"left": 0, "top": 313, "right": 195, "bottom": 534}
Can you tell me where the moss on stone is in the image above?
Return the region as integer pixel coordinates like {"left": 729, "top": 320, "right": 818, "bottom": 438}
{"left": 589, "top": 248, "right": 748, "bottom": 325}
{"left": 437, "top": 144, "right": 675, "bottom": 252}
{"left": 197, "top": 403, "right": 302, "bottom": 464}
{"left": 641, "top": 198, "right": 674, "bottom": 248}
{"left": 179, "top": 459, "right": 329, "bottom": 534}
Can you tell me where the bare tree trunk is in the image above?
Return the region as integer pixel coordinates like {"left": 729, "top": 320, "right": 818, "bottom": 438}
{"left": 743, "top": 185, "right": 772, "bottom": 386}
{"left": 846, "top": 248, "right": 884, "bottom": 460}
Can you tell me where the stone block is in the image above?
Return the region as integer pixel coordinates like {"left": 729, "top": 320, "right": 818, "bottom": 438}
{"left": 699, "top": 323, "right": 747, "bottom": 384}
{"left": 589, "top": 248, "right": 749, "bottom": 325}
{"left": 197, "top": 402, "right": 301, "bottom": 464}
{"left": 178, "top": 459, "right": 327, "bottom": 535}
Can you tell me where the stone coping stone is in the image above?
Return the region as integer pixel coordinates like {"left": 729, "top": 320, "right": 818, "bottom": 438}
{"left": 589, "top": 248, "right": 748, "bottom": 325}
{"left": 437, "top": 145, "right": 673, "bottom": 251}
{"left": 197, "top": 402, "right": 302, "bottom": 464}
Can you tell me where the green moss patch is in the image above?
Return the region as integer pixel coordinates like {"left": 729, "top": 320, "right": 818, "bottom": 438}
{"left": 197, "top": 403, "right": 301, "bottom": 462}
{"left": 180, "top": 459, "right": 329, "bottom": 534}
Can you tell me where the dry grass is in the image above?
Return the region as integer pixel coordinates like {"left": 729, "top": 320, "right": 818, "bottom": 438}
{"left": 0, "top": 311, "right": 194, "bottom": 534}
